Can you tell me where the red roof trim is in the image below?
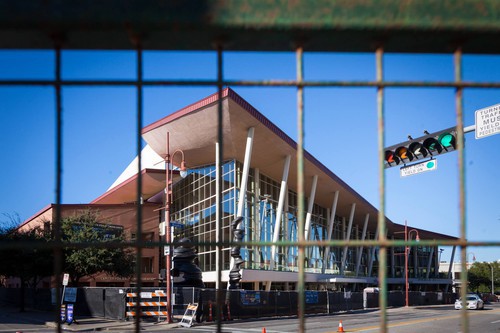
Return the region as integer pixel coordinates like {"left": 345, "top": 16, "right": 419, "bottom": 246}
{"left": 142, "top": 88, "right": 229, "bottom": 134}
{"left": 18, "top": 204, "right": 53, "bottom": 229}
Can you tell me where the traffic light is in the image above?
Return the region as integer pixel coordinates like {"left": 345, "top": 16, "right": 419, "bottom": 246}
{"left": 384, "top": 127, "right": 459, "bottom": 169}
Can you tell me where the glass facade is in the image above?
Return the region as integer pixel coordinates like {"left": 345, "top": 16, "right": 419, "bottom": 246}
{"left": 169, "top": 159, "right": 406, "bottom": 279}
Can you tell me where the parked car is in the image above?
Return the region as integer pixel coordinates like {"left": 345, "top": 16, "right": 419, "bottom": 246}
{"left": 480, "top": 293, "right": 498, "bottom": 303}
{"left": 455, "top": 294, "right": 484, "bottom": 310}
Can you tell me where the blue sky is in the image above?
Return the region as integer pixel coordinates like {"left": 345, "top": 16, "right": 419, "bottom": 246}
{"left": 0, "top": 50, "right": 498, "bottom": 263}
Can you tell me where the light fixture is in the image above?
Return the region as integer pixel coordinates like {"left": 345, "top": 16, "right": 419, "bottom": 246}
{"left": 179, "top": 160, "right": 188, "bottom": 178}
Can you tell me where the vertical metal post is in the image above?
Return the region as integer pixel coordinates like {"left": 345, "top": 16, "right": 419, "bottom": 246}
{"left": 53, "top": 42, "right": 64, "bottom": 331}
{"left": 215, "top": 142, "right": 221, "bottom": 290}
{"left": 164, "top": 132, "right": 172, "bottom": 324}
{"left": 455, "top": 47, "right": 469, "bottom": 332}
{"left": 376, "top": 46, "right": 388, "bottom": 333}
{"left": 489, "top": 264, "right": 494, "bottom": 294}
{"left": 134, "top": 42, "right": 144, "bottom": 331}
{"left": 296, "top": 44, "right": 306, "bottom": 333}
{"left": 215, "top": 44, "right": 224, "bottom": 333}
{"left": 405, "top": 221, "right": 409, "bottom": 307}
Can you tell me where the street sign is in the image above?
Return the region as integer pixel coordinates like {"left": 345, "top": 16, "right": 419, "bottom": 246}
{"left": 64, "top": 287, "right": 78, "bottom": 303}
{"left": 63, "top": 273, "right": 69, "bottom": 286}
{"left": 400, "top": 159, "right": 437, "bottom": 177}
{"left": 475, "top": 103, "right": 500, "bottom": 139}
{"left": 159, "top": 221, "right": 166, "bottom": 236}
{"left": 170, "top": 222, "right": 184, "bottom": 228}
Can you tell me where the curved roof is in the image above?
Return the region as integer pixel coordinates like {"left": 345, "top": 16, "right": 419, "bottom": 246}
{"left": 139, "top": 87, "right": 456, "bottom": 241}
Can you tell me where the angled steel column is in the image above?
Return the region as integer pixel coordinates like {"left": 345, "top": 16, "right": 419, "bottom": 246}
{"left": 445, "top": 246, "right": 456, "bottom": 292}
{"left": 341, "top": 203, "right": 356, "bottom": 275}
{"left": 426, "top": 247, "right": 435, "bottom": 279}
{"left": 267, "top": 154, "right": 291, "bottom": 291}
{"left": 368, "top": 226, "right": 380, "bottom": 277}
{"left": 304, "top": 175, "right": 318, "bottom": 262}
{"left": 413, "top": 243, "right": 418, "bottom": 278}
{"left": 304, "top": 175, "right": 318, "bottom": 241}
{"left": 390, "top": 237, "right": 395, "bottom": 278}
{"left": 229, "top": 127, "right": 255, "bottom": 289}
{"left": 322, "top": 191, "right": 339, "bottom": 274}
{"left": 236, "top": 127, "right": 255, "bottom": 217}
{"left": 355, "top": 214, "right": 369, "bottom": 276}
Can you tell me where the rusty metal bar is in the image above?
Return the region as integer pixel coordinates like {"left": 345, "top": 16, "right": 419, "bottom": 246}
{"left": 134, "top": 42, "right": 144, "bottom": 333}
{"left": 2, "top": 1, "right": 499, "bottom": 53}
{"left": 1, "top": 79, "right": 500, "bottom": 88}
{"left": 53, "top": 41, "right": 63, "bottom": 333}
{"left": 296, "top": 45, "right": 306, "bottom": 333}
{"left": 376, "top": 46, "right": 388, "bottom": 333}
{"left": 1, "top": 237, "right": 498, "bottom": 251}
{"left": 216, "top": 44, "right": 224, "bottom": 333}
{"left": 455, "top": 47, "right": 470, "bottom": 333}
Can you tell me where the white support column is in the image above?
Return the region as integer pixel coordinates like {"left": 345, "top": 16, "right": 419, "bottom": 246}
{"left": 340, "top": 203, "right": 356, "bottom": 275}
{"left": 236, "top": 127, "right": 255, "bottom": 217}
{"left": 322, "top": 191, "right": 339, "bottom": 274}
{"left": 228, "top": 127, "right": 254, "bottom": 287}
{"left": 426, "top": 247, "right": 435, "bottom": 279}
{"left": 355, "top": 214, "right": 369, "bottom": 276}
{"left": 215, "top": 142, "right": 221, "bottom": 290}
{"left": 266, "top": 155, "right": 291, "bottom": 291}
{"left": 368, "top": 226, "right": 380, "bottom": 277}
{"left": 304, "top": 175, "right": 318, "bottom": 241}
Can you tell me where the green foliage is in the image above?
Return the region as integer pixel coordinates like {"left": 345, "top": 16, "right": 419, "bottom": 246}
{"left": 0, "top": 224, "right": 53, "bottom": 287}
{"left": 0, "top": 222, "right": 53, "bottom": 311}
{"left": 61, "top": 210, "right": 135, "bottom": 285}
{"left": 468, "top": 261, "right": 499, "bottom": 293}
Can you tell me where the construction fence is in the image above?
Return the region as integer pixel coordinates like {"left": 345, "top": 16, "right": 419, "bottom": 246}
{"left": 0, "top": 287, "right": 457, "bottom": 321}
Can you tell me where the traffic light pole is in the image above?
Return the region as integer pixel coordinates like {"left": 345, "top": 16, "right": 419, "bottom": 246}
{"left": 464, "top": 125, "right": 475, "bottom": 133}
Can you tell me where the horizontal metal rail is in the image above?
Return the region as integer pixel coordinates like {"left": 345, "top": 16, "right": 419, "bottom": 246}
{"left": 1, "top": 79, "right": 500, "bottom": 88}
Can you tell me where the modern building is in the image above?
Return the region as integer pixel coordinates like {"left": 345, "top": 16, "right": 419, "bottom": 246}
{"left": 19, "top": 88, "right": 456, "bottom": 291}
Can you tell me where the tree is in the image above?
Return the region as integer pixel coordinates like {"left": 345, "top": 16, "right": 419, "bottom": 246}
{"left": 61, "top": 210, "right": 135, "bottom": 286}
{"left": 0, "top": 218, "right": 53, "bottom": 312}
{"left": 468, "top": 261, "right": 500, "bottom": 294}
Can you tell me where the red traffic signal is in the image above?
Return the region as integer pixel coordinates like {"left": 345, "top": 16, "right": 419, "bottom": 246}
{"left": 384, "top": 127, "right": 458, "bottom": 169}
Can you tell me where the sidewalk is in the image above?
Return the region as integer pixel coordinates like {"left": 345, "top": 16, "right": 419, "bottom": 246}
{"left": 0, "top": 305, "right": 181, "bottom": 332}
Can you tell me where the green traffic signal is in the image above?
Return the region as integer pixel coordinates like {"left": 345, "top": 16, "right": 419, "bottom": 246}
{"left": 383, "top": 126, "right": 459, "bottom": 169}
{"left": 438, "top": 132, "right": 455, "bottom": 149}
{"left": 423, "top": 137, "right": 442, "bottom": 154}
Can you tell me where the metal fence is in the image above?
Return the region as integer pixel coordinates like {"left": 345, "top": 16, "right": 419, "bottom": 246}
{"left": 1, "top": 1, "right": 499, "bottom": 333}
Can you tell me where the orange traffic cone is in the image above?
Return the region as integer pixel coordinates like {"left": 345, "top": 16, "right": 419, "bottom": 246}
{"left": 337, "top": 320, "right": 345, "bottom": 332}
{"left": 262, "top": 328, "right": 267, "bottom": 333}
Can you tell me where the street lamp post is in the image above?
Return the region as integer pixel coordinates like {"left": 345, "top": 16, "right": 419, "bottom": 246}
{"left": 404, "top": 221, "right": 420, "bottom": 307}
{"left": 488, "top": 263, "right": 494, "bottom": 295}
{"left": 466, "top": 252, "right": 476, "bottom": 267}
{"left": 164, "top": 132, "right": 187, "bottom": 324}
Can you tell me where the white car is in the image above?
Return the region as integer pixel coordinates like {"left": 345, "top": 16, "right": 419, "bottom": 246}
{"left": 454, "top": 295, "right": 484, "bottom": 310}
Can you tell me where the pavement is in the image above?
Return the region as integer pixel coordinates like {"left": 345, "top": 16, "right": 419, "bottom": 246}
{"left": 0, "top": 305, "right": 184, "bottom": 332}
